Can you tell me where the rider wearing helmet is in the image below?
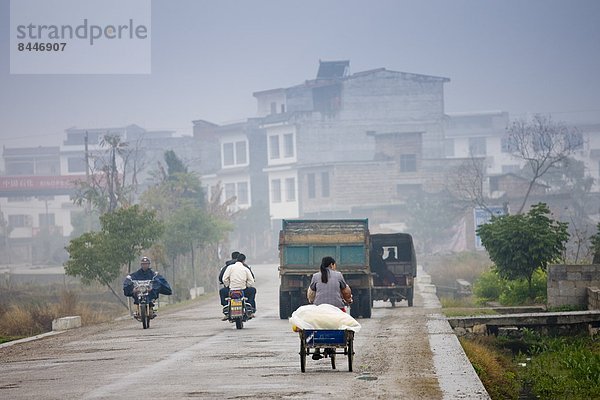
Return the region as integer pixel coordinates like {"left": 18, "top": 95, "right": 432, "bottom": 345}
{"left": 123, "top": 256, "right": 171, "bottom": 317}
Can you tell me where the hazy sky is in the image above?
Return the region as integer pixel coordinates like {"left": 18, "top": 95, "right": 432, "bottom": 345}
{"left": 1, "top": 0, "right": 600, "bottom": 148}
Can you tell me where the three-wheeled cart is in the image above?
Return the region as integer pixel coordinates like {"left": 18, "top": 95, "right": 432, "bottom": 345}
{"left": 298, "top": 329, "right": 354, "bottom": 372}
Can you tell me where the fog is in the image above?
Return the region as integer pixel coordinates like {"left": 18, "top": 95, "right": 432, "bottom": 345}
{"left": 1, "top": 0, "right": 599, "bottom": 147}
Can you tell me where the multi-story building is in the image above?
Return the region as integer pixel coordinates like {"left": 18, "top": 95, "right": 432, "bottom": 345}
{"left": 0, "top": 146, "right": 81, "bottom": 263}
{"left": 194, "top": 61, "right": 600, "bottom": 254}
{"left": 0, "top": 124, "right": 196, "bottom": 264}
{"left": 253, "top": 61, "right": 451, "bottom": 227}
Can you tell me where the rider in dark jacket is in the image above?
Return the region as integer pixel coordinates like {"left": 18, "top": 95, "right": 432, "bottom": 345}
{"left": 123, "top": 257, "right": 172, "bottom": 315}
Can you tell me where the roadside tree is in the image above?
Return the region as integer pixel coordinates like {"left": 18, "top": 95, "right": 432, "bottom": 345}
{"left": 65, "top": 205, "right": 163, "bottom": 306}
{"left": 477, "top": 202, "right": 569, "bottom": 299}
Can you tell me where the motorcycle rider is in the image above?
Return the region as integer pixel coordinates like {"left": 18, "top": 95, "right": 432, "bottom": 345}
{"left": 218, "top": 251, "right": 254, "bottom": 307}
{"left": 123, "top": 256, "right": 171, "bottom": 318}
{"left": 222, "top": 253, "right": 256, "bottom": 319}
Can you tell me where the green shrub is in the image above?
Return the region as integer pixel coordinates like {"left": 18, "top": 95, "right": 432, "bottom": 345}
{"left": 498, "top": 269, "right": 547, "bottom": 305}
{"left": 473, "top": 269, "right": 547, "bottom": 306}
{"left": 473, "top": 269, "right": 504, "bottom": 304}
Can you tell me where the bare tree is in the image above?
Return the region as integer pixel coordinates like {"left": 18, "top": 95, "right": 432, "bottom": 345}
{"left": 73, "top": 133, "right": 145, "bottom": 214}
{"left": 507, "top": 114, "right": 581, "bottom": 214}
{"left": 446, "top": 156, "right": 493, "bottom": 213}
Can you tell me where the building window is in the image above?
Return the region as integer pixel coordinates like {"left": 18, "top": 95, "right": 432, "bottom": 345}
{"left": 307, "top": 173, "right": 316, "bottom": 198}
{"left": 285, "top": 178, "right": 296, "bottom": 202}
{"left": 444, "top": 139, "right": 455, "bottom": 157}
{"left": 321, "top": 172, "right": 330, "bottom": 197}
{"left": 280, "top": 104, "right": 286, "bottom": 113}
{"left": 270, "top": 102, "right": 277, "bottom": 114}
{"left": 269, "top": 136, "right": 280, "bottom": 159}
{"left": 6, "top": 161, "right": 34, "bottom": 175}
{"left": 400, "top": 154, "right": 417, "bottom": 172}
{"left": 236, "top": 141, "right": 247, "bottom": 164}
{"left": 237, "top": 182, "right": 249, "bottom": 205}
{"left": 39, "top": 213, "right": 55, "bottom": 227}
{"left": 469, "top": 137, "right": 487, "bottom": 156}
{"left": 501, "top": 136, "right": 517, "bottom": 153}
{"left": 567, "top": 132, "right": 584, "bottom": 150}
{"left": 395, "top": 184, "right": 421, "bottom": 196}
{"left": 283, "top": 133, "right": 294, "bottom": 158}
{"left": 68, "top": 157, "right": 86, "bottom": 173}
{"left": 8, "top": 196, "right": 32, "bottom": 202}
{"left": 9, "top": 214, "right": 31, "bottom": 227}
{"left": 489, "top": 178, "right": 499, "bottom": 192}
{"left": 269, "top": 133, "right": 295, "bottom": 161}
{"left": 222, "top": 140, "right": 248, "bottom": 167}
{"left": 225, "top": 183, "right": 236, "bottom": 200}
{"left": 501, "top": 165, "right": 520, "bottom": 174}
{"left": 271, "top": 179, "right": 281, "bottom": 203}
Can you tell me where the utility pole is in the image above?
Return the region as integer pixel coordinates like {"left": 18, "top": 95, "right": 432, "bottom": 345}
{"left": 84, "top": 131, "right": 92, "bottom": 232}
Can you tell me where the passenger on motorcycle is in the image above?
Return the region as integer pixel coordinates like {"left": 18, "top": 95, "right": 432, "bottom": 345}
{"left": 219, "top": 251, "right": 255, "bottom": 306}
{"left": 222, "top": 253, "right": 256, "bottom": 319}
{"left": 123, "top": 256, "right": 172, "bottom": 317}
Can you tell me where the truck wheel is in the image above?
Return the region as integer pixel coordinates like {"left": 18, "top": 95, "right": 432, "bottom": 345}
{"left": 350, "top": 294, "right": 360, "bottom": 318}
{"left": 360, "top": 290, "right": 372, "bottom": 318}
{"left": 407, "top": 287, "right": 414, "bottom": 307}
{"left": 290, "top": 292, "right": 302, "bottom": 315}
{"left": 279, "top": 290, "right": 291, "bottom": 319}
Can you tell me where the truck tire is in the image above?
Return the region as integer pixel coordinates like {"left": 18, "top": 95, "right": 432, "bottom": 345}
{"left": 279, "top": 290, "right": 291, "bottom": 319}
{"left": 290, "top": 292, "right": 302, "bottom": 315}
{"left": 407, "top": 287, "right": 414, "bottom": 307}
{"left": 360, "top": 290, "right": 372, "bottom": 318}
{"left": 349, "top": 294, "right": 360, "bottom": 319}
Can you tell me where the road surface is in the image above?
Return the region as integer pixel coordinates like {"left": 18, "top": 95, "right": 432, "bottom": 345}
{"left": 0, "top": 264, "right": 489, "bottom": 399}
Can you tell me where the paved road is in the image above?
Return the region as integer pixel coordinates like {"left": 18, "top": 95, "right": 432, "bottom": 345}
{"left": 0, "top": 264, "right": 489, "bottom": 399}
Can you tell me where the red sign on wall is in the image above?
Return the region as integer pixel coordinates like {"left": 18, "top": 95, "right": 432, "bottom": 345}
{"left": 0, "top": 175, "right": 86, "bottom": 192}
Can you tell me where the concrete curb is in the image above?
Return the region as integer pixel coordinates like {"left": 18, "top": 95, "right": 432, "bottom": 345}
{"left": 0, "top": 330, "right": 65, "bottom": 349}
{"left": 1, "top": 316, "right": 83, "bottom": 349}
{"left": 417, "top": 267, "right": 491, "bottom": 399}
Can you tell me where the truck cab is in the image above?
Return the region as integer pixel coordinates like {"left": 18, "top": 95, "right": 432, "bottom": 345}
{"left": 370, "top": 233, "right": 417, "bottom": 307}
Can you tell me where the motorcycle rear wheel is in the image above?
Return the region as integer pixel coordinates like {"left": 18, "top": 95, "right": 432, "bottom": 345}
{"left": 235, "top": 318, "right": 243, "bottom": 329}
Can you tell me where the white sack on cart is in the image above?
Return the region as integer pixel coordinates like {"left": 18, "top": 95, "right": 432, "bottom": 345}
{"left": 289, "top": 304, "right": 361, "bottom": 332}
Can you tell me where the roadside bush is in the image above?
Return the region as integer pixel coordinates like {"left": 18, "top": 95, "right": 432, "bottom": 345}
{"left": 0, "top": 304, "right": 47, "bottom": 336}
{"left": 0, "top": 284, "right": 123, "bottom": 342}
{"left": 473, "top": 269, "right": 504, "bottom": 304}
{"left": 498, "top": 269, "right": 547, "bottom": 305}
{"left": 473, "top": 269, "right": 547, "bottom": 306}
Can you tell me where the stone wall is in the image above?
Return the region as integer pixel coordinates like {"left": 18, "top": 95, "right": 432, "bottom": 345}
{"left": 547, "top": 264, "right": 600, "bottom": 309}
{"left": 588, "top": 287, "right": 600, "bottom": 310}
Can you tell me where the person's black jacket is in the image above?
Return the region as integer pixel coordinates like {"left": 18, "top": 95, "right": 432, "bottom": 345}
{"left": 218, "top": 259, "right": 237, "bottom": 285}
{"left": 123, "top": 268, "right": 172, "bottom": 297}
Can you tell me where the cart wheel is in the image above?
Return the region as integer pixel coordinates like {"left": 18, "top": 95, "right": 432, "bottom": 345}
{"left": 330, "top": 349, "right": 336, "bottom": 369}
{"left": 347, "top": 337, "right": 354, "bottom": 372}
{"left": 300, "top": 340, "right": 306, "bottom": 373}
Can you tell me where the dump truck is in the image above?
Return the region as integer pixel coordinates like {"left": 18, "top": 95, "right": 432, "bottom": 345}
{"left": 370, "top": 233, "right": 417, "bottom": 307}
{"left": 278, "top": 219, "right": 372, "bottom": 319}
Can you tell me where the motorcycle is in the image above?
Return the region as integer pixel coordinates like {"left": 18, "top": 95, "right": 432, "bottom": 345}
{"left": 125, "top": 274, "right": 158, "bottom": 329}
{"left": 222, "top": 289, "right": 254, "bottom": 329}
